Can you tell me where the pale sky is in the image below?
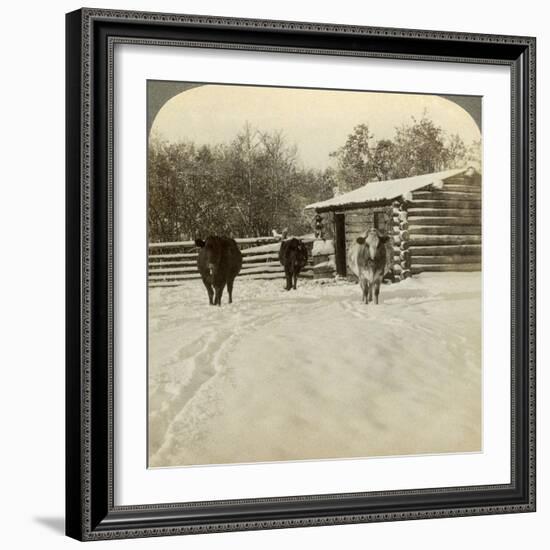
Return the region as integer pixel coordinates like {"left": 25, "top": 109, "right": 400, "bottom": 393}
{"left": 151, "top": 84, "right": 481, "bottom": 170}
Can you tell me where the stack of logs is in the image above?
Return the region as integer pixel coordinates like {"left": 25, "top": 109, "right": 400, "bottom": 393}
{"left": 391, "top": 200, "right": 411, "bottom": 280}
{"left": 391, "top": 173, "right": 482, "bottom": 277}
{"left": 311, "top": 239, "right": 336, "bottom": 280}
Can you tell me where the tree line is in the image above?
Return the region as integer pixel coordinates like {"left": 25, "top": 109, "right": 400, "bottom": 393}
{"left": 148, "top": 114, "right": 480, "bottom": 242}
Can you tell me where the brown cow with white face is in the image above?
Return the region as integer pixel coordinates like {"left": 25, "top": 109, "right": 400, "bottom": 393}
{"left": 349, "top": 229, "right": 389, "bottom": 304}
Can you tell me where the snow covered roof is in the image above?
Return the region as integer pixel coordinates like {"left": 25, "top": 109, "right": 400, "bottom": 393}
{"left": 305, "top": 168, "right": 469, "bottom": 211}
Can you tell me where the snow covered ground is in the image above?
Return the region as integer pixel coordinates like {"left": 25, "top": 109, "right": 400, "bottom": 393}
{"left": 148, "top": 272, "right": 481, "bottom": 467}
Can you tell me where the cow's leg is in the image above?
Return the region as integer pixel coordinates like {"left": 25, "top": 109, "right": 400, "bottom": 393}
{"left": 360, "top": 278, "right": 368, "bottom": 304}
{"left": 227, "top": 277, "right": 234, "bottom": 304}
{"left": 284, "top": 267, "right": 292, "bottom": 291}
{"left": 374, "top": 279, "right": 381, "bottom": 304}
{"left": 203, "top": 280, "right": 214, "bottom": 305}
{"left": 292, "top": 270, "right": 298, "bottom": 290}
{"left": 368, "top": 279, "right": 374, "bottom": 303}
{"left": 214, "top": 284, "right": 225, "bottom": 306}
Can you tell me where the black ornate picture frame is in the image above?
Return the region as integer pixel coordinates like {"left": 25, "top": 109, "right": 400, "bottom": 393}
{"left": 66, "top": 8, "right": 536, "bottom": 541}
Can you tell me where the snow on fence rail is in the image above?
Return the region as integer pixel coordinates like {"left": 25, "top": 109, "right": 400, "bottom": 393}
{"left": 148, "top": 236, "right": 317, "bottom": 287}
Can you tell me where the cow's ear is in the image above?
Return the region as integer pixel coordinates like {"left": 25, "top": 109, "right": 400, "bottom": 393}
{"left": 195, "top": 239, "right": 205, "bottom": 248}
{"left": 356, "top": 237, "right": 365, "bottom": 245}
{"left": 380, "top": 235, "right": 390, "bottom": 244}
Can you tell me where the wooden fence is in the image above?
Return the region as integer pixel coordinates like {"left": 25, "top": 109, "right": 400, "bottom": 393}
{"left": 148, "top": 237, "right": 316, "bottom": 287}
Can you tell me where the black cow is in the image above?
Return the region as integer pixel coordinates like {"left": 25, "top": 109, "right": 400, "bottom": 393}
{"left": 195, "top": 236, "right": 242, "bottom": 306}
{"left": 278, "top": 238, "right": 309, "bottom": 291}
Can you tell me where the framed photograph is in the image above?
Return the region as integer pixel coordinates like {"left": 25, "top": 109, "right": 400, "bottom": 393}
{"left": 66, "top": 8, "right": 536, "bottom": 541}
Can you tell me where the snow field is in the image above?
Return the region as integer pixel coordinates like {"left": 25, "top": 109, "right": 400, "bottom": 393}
{"left": 148, "top": 272, "right": 481, "bottom": 467}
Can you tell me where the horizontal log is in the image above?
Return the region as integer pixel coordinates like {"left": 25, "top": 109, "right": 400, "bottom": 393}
{"left": 242, "top": 246, "right": 280, "bottom": 255}
{"left": 149, "top": 256, "right": 285, "bottom": 273}
{"left": 412, "top": 254, "right": 481, "bottom": 265}
{"left": 344, "top": 219, "right": 371, "bottom": 227}
{"left": 149, "top": 271, "right": 315, "bottom": 285}
{"left": 149, "top": 252, "right": 197, "bottom": 260}
{"left": 313, "top": 254, "right": 330, "bottom": 262}
{"left": 345, "top": 221, "right": 370, "bottom": 231}
{"left": 148, "top": 241, "right": 196, "bottom": 250}
{"left": 149, "top": 281, "right": 187, "bottom": 288}
{"left": 407, "top": 216, "right": 481, "bottom": 226}
{"left": 444, "top": 175, "right": 475, "bottom": 184}
{"left": 149, "top": 266, "right": 314, "bottom": 279}
{"left": 149, "top": 273, "right": 200, "bottom": 281}
{"left": 150, "top": 250, "right": 284, "bottom": 262}
{"left": 412, "top": 190, "right": 481, "bottom": 200}
{"left": 411, "top": 263, "right": 481, "bottom": 273}
{"left": 148, "top": 236, "right": 280, "bottom": 249}
{"left": 409, "top": 225, "right": 481, "bottom": 236}
{"left": 345, "top": 212, "right": 370, "bottom": 221}
{"left": 149, "top": 260, "right": 196, "bottom": 267}
{"left": 408, "top": 208, "right": 481, "bottom": 218}
{"left": 443, "top": 184, "right": 482, "bottom": 193}
{"left": 408, "top": 199, "right": 481, "bottom": 209}
{"left": 345, "top": 226, "right": 369, "bottom": 234}
{"left": 313, "top": 258, "right": 335, "bottom": 269}
{"left": 409, "top": 244, "right": 481, "bottom": 256}
{"left": 410, "top": 235, "right": 482, "bottom": 246}
{"left": 149, "top": 266, "right": 198, "bottom": 275}
{"left": 413, "top": 196, "right": 481, "bottom": 206}
{"left": 243, "top": 253, "right": 281, "bottom": 263}
{"left": 149, "top": 253, "right": 282, "bottom": 267}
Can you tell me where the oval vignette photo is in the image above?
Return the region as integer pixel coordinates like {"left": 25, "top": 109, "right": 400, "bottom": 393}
{"left": 146, "top": 81, "right": 483, "bottom": 468}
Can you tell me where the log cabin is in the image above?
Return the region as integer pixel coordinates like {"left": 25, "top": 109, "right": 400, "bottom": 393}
{"left": 305, "top": 167, "right": 481, "bottom": 281}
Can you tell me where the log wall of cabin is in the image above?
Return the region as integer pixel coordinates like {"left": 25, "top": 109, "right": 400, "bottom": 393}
{"left": 340, "top": 205, "right": 393, "bottom": 248}
{"left": 406, "top": 172, "right": 482, "bottom": 273}
{"left": 336, "top": 204, "right": 395, "bottom": 278}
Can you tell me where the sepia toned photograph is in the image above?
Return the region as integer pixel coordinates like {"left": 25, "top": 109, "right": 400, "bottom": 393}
{"left": 147, "top": 81, "right": 482, "bottom": 468}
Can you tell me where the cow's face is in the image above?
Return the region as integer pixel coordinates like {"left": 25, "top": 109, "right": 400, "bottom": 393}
{"left": 286, "top": 239, "right": 308, "bottom": 269}
{"left": 295, "top": 242, "right": 308, "bottom": 268}
{"left": 357, "top": 229, "right": 388, "bottom": 260}
{"left": 196, "top": 237, "right": 222, "bottom": 277}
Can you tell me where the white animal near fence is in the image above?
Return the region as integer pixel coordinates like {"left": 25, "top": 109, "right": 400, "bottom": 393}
{"left": 148, "top": 236, "right": 326, "bottom": 287}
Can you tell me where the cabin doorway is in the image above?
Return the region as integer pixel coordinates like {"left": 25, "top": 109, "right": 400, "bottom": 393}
{"left": 334, "top": 213, "right": 347, "bottom": 277}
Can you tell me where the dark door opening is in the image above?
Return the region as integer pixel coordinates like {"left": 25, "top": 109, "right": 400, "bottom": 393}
{"left": 334, "top": 213, "right": 347, "bottom": 277}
